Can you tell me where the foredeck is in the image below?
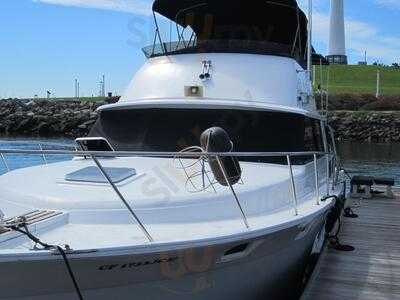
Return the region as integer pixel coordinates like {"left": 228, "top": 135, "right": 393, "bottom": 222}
{"left": 302, "top": 188, "right": 400, "bottom": 300}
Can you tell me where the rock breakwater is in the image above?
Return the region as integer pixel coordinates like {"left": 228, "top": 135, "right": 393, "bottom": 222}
{"left": 329, "top": 111, "right": 400, "bottom": 143}
{"left": 1, "top": 100, "right": 399, "bottom": 142}
{"left": 0, "top": 100, "right": 102, "bottom": 137}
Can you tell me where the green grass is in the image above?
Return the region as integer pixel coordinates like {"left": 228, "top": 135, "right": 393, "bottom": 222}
{"left": 314, "top": 65, "right": 400, "bottom": 95}
{"left": 61, "top": 97, "right": 108, "bottom": 102}
{"left": 22, "top": 96, "right": 108, "bottom": 102}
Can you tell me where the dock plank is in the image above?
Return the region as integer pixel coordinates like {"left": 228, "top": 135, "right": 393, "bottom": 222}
{"left": 301, "top": 190, "right": 400, "bottom": 300}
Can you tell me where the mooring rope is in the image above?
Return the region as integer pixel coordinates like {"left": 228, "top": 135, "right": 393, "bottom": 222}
{"left": 6, "top": 218, "right": 84, "bottom": 300}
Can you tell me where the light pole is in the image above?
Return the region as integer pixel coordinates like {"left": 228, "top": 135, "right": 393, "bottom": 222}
{"left": 376, "top": 70, "right": 381, "bottom": 98}
{"left": 328, "top": 0, "right": 348, "bottom": 64}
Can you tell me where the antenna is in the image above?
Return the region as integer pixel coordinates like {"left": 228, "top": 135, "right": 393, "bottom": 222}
{"left": 74, "top": 79, "right": 81, "bottom": 99}
{"left": 102, "top": 75, "right": 105, "bottom": 97}
{"left": 74, "top": 79, "right": 78, "bottom": 99}
{"left": 99, "top": 75, "right": 106, "bottom": 97}
{"left": 307, "top": 0, "right": 313, "bottom": 80}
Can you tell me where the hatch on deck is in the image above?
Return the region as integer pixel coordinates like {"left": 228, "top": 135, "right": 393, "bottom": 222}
{"left": 65, "top": 167, "right": 137, "bottom": 184}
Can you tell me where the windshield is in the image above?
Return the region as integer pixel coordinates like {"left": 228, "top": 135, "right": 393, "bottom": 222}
{"left": 89, "top": 108, "right": 324, "bottom": 164}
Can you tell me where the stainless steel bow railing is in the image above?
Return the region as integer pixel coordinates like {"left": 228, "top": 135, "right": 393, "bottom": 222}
{"left": 0, "top": 148, "right": 338, "bottom": 243}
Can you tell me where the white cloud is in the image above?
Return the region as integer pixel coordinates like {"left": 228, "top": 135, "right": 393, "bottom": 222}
{"left": 298, "top": 0, "right": 400, "bottom": 63}
{"left": 375, "top": 0, "right": 400, "bottom": 9}
{"left": 32, "top": 0, "right": 400, "bottom": 63}
{"left": 311, "top": 11, "right": 400, "bottom": 63}
{"left": 33, "top": 0, "right": 152, "bottom": 15}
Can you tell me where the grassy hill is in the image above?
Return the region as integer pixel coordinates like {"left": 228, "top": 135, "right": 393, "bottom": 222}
{"left": 43, "top": 96, "right": 108, "bottom": 102}
{"left": 314, "top": 65, "right": 400, "bottom": 95}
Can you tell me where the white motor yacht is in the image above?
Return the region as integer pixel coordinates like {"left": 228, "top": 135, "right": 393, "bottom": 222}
{"left": 0, "top": 0, "right": 345, "bottom": 299}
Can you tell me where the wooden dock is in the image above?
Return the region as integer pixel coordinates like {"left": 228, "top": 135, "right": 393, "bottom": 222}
{"left": 301, "top": 189, "right": 400, "bottom": 300}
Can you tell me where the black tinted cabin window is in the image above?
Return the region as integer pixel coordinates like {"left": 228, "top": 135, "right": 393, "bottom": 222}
{"left": 313, "top": 120, "right": 324, "bottom": 151}
{"left": 304, "top": 118, "right": 315, "bottom": 152}
{"left": 303, "top": 119, "right": 324, "bottom": 152}
{"left": 90, "top": 109, "right": 324, "bottom": 165}
{"left": 325, "top": 126, "right": 334, "bottom": 154}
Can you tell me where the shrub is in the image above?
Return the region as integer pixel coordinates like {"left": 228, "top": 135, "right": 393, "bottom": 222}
{"left": 325, "top": 93, "right": 400, "bottom": 111}
{"left": 361, "top": 96, "right": 400, "bottom": 111}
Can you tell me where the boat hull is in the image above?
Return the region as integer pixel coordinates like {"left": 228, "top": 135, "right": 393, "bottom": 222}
{"left": 0, "top": 212, "right": 327, "bottom": 300}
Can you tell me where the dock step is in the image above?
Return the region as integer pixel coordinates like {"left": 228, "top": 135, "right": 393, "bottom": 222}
{"left": 351, "top": 176, "right": 395, "bottom": 198}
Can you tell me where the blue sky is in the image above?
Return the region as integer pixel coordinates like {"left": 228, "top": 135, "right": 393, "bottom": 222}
{"left": 1, "top": 0, "right": 399, "bottom": 98}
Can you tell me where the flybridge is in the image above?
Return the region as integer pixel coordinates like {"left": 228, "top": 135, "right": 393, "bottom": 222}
{"left": 144, "top": 0, "right": 310, "bottom": 67}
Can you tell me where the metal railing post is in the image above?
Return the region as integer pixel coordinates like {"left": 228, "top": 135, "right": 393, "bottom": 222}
{"left": 0, "top": 153, "right": 9, "bottom": 172}
{"left": 215, "top": 156, "right": 250, "bottom": 229}
{"left": 332, "top": 156, "right": 337, "bottom": 188}
{"left": 91, "top": 155, "right": 154, "bottom": 242}
{"left": 328, "top": 126, "right": 339, "bottom": 188}
{"left": 313, "top": 154, "right": 320, "bottom": 205}
{"left": 326, "top": 155, "right": 330, "bottom": 196}
{"left": 39, "top": 144, "right": 48, "bottom": 165}
{"left": 286, "top": 155, "right": 299, "bottom": 216}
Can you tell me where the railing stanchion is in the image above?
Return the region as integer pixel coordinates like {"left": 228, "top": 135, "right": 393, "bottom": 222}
{"left": 215, "top": 156, "right": 250, "bottom": 229}
{"left": 326, "top": 155, "right": 330, "bottom": 196}
{"left": 313, "top": 154, "right": 320, "bottom": 205}
{"left": 0, "top": 153, "right": 9, "bottom": 172}
{"left": 39, "top": 144, "right": 48, "bottom": 165}
{"left": 91, "top": 155, "right": 154, "bottom": 242}
{"left": 286, "top": 155, "right": 299, "bottom": 216}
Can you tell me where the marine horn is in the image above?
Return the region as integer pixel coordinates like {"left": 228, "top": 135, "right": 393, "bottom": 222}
{"left": 200, "top": 127, "right": 242, "bottom": 186}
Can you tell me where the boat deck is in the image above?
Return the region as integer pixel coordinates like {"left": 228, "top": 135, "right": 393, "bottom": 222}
{"left": 302, "top": 188, "right": 400, "bottom": 300}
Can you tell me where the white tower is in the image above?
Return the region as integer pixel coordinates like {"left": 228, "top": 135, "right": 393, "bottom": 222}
{"left": 327, "top": 0, "right": 347, "bottom": 64}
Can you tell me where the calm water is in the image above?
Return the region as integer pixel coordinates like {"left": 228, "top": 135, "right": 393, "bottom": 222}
{"left": 338, "top": 142, "right": 400, "bottom": 185}
{"left": 0, "top": 138, "right": 399, "bottom": 185}
{"left": 0, "top": 137, "right": 75, "bottom": 174}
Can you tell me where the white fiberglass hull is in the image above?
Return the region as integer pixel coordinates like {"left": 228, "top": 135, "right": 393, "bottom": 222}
{"left": 0, "top": 212, "right": 326, "bottom": 300}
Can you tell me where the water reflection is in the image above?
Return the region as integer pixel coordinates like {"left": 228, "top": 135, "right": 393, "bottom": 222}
{"left": 338, "top": 142, "right": 400, "bottom": 162}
